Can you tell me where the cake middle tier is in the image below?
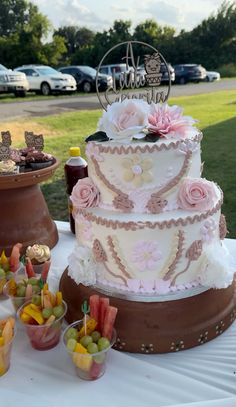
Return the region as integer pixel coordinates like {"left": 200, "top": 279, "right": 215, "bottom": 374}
{"left": 85, "top": 132, "right": 202, "bottom": 213}
{"left": 71, "top": 184, "right": 234, "bottom": 297}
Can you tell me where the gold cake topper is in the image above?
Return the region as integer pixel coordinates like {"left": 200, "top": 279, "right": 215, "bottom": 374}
{"left": 96, "top": 41, "right": 171, "bottom": 111}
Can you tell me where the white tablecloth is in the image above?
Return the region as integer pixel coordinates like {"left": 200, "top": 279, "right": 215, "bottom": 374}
{"left": 0, "top": 221, "right": 236, "bottom": 407}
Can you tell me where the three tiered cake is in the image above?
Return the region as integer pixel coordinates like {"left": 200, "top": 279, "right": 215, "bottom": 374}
{"left": 60, "top": 43, "right": 235, "bottom": 353}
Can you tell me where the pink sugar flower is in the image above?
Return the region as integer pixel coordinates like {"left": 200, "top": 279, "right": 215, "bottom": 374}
{"left": 178, "top": 178, "right": 216, "bottom": 211}
{"left": 148, "top": 103, "right": 197, "bottom": 139}
{"left": 71, "top": 177, "right": 100, "bottom": 210}
{"left": 131, "top": 240, "right": 162, "bottom": 271}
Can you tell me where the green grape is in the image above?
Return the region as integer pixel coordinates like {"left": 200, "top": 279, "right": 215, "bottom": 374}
{"left": 93, "top": 353, "right": 106, "bottom": 364}
{"left": 42, "top": 308, "right": 53, "bottom": 319}
{"left": 87, "top": 342, "right": 98, "bottom": 354}
{"left": 65, "top": 327, "right": 78, "bottom": 342}
{"left": 28, "top": 278, "right": 39, "bottom": 286}
{"left": 2, "top": 263, "right": 10, "bottom": 272}
{"left": 91, "top": 331, "right": 101, "bottom": 343}
{"left": 6, "top": 271, "right": 14, "bottom": 280}
{"left": 80, "top": 335, "right": 93, "bottom": 348}
{"left": 66, "top": 338, "right": 77, "bottom": 352}
{"left": 98, "top": 337, "right": 110, "bottom": 351}
{"left": 16, "top": 285, "right": 26, "bottom": 297}
{"left": 52, "top": 304, "right": 64, "bottom": 318}
{"left": 32, "top": 285, "right": 41, "bottom": 294}
{"left": 0, "top": 269, "right": 6, "bottom": 278}
{"left": 32, "top": 294, "right": 41, "bottom": 306}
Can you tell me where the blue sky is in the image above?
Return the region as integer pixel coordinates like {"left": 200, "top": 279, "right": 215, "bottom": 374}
{"left": 32, "top": 0, "right": 225, "bottom": 33}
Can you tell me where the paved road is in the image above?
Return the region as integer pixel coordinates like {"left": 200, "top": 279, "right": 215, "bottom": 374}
{"left": 0, "top": 79, "right": 235, "bottom": 121}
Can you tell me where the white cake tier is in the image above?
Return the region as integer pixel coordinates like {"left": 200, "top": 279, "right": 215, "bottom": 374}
{"left": 71, "top": 184, "right": 235, "bottom": 297}
{"left": 85, "top": 132, "right": 202, "bottom": 214}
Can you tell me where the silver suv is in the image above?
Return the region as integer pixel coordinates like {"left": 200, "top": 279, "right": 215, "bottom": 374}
{"left": 98, "top": 64, "right": 133, "bottom": 84}
{"left": 15, "top": 65, "right": 76, "bottom": 95}
{"left": 0, "top": 64, "right": 29, "bottom": 96}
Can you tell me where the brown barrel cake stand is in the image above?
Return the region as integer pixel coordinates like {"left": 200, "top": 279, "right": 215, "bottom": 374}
{"left": 60, "top": 268, "right": 236, "bottom": 354}
{"left": 0, "top": 159, "right": 60, "bottom": 255}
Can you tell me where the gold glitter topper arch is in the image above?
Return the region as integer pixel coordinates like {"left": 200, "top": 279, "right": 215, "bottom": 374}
{"left": 96, "top": 41, "right": 171, "bottom": 111}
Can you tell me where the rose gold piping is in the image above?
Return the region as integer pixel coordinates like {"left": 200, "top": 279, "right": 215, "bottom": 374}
{"left": 155, "top": 151, "right": 191, "bottom": 196}
{"left": 163, "top": 230, "right": 185, "bottom": 281}
{"left": 103, "top": 262, "right": 127, "bottom": 285}
{"left": 79, "top": 192, "right": 223, "bottom": 231}
{"left": 171, "top": 240, "right": 202, "bottom": 285}
{"left": 107, "top": 235, "right": 132, "bottom": 279}
{"left": 91, "top": 155, "right": 134, "bottom": 211}
{"left": 93, "top": 133, "right": 202, "bottom": 155}
{"left": 91, "top": 155, "right": 123, "bottom": 196}
{"left": 171, "top": 259, "right": 191, "bottom": 286}
{"left": 145, "top": 151, "right": 191, "bottom": 213}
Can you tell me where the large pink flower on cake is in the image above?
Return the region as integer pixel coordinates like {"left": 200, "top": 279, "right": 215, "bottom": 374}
{"left": 131, "top": 240, "right": 162, "bottom": 271}
{"left": 71, "top": 177, "right": 100, "bottom": 210}
{"left": 178, "top": 178, "right": 216, "bottom": 211}
{"left": 98, "top": 99, "right": 149, "bottom": 141}
{"left": 148, "top": 103, "right": 197, "bottom": 139}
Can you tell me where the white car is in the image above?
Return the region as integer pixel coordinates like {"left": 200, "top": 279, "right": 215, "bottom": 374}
{"left": 0, "top": 63, "right": 29, "bottom": 96}
{"left": 205, "top": 71, "right": 221, "bottom": 82}
{"left": 15, "top": 65, "right": 77, "bottom": 95}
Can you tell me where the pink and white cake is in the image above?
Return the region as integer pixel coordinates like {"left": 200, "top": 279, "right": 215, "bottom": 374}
{"left": 61, "top": 99, "right": 236, "bottom": 353}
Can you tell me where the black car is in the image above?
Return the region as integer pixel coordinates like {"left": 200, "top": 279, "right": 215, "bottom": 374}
{"left": 173, "top": 64, "right": 206, "bottom": 84}
{"left": 58, "top": 65, "right": 113, "bottom": 92}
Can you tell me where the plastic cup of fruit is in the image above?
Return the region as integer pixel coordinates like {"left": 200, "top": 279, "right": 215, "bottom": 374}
{"left": 0, "top": 262, "right": 25, "bottom": 299}
{"left": 3, "top": 280, "right": 30, "bottom": 311}
{"left": 0, "top": 326, "right": 16, "bottom": 377}
{"left": 63, "top": 320, "right": 116, "bottom": 381}
{"left": 3, "top": 277, "right": 40, "bottom": 312}
{"left": 17, "top": 300, "right": 67, "bottom": 351}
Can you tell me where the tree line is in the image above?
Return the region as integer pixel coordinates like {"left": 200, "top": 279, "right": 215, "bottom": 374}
{"left": 0, "top": 0, "right": 236, "bottom": 75}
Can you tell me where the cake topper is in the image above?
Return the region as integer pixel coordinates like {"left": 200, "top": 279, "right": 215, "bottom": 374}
{"left": 25, "top": 131, "right": 44, "bottom": 151}
{"left": 0, "top": 131, "right": 11, "bottom": 160}
{"left": 96, "top": 41, "right": 171, "bottom": 111}
{"left": 1, "top": 131, "right": 12, "bottom": 147}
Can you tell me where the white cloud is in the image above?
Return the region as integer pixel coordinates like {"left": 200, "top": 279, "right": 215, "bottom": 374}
{"left": 31, "top": 0, "right": 225, "bottom": 33}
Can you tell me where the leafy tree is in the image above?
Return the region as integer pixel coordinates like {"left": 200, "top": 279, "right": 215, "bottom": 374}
{"left": 0, "top": 0, "right": 28, "bottom": 37}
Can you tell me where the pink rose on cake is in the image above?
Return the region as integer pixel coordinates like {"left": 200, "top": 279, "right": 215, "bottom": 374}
{"left": 71, "top": 177, "right": 100, "bottom": 211}
{"left": 98, "top": 99, "right": 149, "bottom": 141}
{"left": 147, "top": 103, "right": 197, "bottom": 139}
{"left": 178, "top": 178, "right": 216, "bottom": 211}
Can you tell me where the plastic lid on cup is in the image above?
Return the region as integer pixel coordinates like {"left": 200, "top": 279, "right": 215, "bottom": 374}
{"left": 69, "top": 147, "right": 81, "bottom": 157}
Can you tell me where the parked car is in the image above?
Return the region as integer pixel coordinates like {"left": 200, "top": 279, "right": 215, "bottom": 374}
{"left": 205, "top": 71, "right": 221, "bottom": 82}
{"left": 160, "top": 63, "right": 175, "bottom": 83}
{"left": 98, "top": 63, "right": 133, "bottom": 84}
{"left": 15, "top": 65, "right": 77, "bottom": 95}
{"left": 0, "top": 63, "right": 29, "bottom": 96}
{"left": 58, "top": 65, "right": 113, "bottom": 93}
{"left": 173, "top": 64, "right": 206, "bottom": 84}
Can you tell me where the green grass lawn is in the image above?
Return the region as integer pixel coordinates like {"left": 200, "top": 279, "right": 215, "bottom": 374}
{"left": 11, "top": 89, "right": 236, "bottom": 238}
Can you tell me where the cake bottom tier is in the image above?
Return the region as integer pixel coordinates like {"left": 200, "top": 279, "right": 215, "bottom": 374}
{"left": 59, "top": 269, "right": 236, "bottom": 354}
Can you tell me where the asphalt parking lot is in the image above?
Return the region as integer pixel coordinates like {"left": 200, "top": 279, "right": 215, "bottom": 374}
{"left": 0, "top": 78, "right": 235, "bottom": 121}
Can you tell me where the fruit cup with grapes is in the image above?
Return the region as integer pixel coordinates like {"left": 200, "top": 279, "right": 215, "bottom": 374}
{"left": 0, "top": 243, "right": 23, "bottom": 298}
{"left": 63, "top": 295, "right": 117, "bottom": 380}
{"left": 17, "top": 285, "right": 67, "bottom": 350}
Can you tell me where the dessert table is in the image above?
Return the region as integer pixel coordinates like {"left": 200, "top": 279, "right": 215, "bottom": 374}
{"left": 0, "top": 221, "right": 236, "bottom": 407}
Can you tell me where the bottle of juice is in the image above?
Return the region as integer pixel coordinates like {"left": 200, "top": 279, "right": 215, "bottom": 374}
{"left": 64, "top": 147, "right": 88, "bottom": 234}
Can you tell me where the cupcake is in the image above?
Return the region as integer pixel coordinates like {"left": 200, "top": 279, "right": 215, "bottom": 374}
{"left": 25, "top": 244, "right": 51, "bottom": 281}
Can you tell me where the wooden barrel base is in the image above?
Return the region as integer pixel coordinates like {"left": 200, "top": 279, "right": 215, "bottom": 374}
{"left": 60, "top": 269, "right": 236, "bottom": 354}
